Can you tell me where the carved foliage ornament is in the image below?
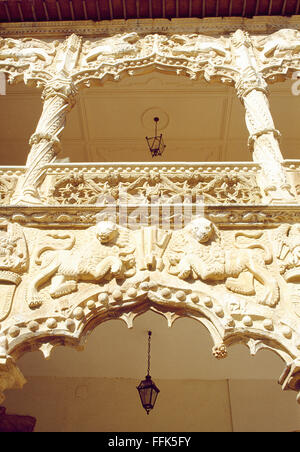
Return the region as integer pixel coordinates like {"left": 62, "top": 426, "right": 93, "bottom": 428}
{"left": 47, "top": 169, "right": 262, "bottom": 206}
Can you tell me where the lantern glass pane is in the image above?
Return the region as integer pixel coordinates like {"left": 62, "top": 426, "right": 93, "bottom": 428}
{"left": 145, "top": 387, "right": 152, "bottom": 406}
{"left": 152, "top": 388, "right": 158, "bottom": 406}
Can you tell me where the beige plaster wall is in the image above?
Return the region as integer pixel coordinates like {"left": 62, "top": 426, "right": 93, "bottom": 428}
{"left": 3, "top": 376, "right": 300, "bottom": 432}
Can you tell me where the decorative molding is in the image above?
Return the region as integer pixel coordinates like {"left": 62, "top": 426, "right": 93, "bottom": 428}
{"left": 1, "top": 17, "right": 300, "bottom": 38}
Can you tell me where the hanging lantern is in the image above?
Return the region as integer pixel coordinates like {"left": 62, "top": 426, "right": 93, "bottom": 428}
{"left": 137, "top": 331, "right": 160, "bottom": 415}
{"left": 146, "top": 117, "right": 166, "bottom": 158}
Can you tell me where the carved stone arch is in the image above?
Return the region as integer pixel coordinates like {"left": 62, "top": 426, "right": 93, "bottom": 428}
{"left": 1, "top": 275, "right": 299, "bottom": 405}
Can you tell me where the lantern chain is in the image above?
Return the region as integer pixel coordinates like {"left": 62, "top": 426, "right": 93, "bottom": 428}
{"left": 147, "top": 330, "right": 152, "bottom": 376}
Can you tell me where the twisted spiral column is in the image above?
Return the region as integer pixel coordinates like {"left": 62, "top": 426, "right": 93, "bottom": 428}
{"left": 237, "top": 78, "right": 294, "bottom": 203}
{"left": 231, "top": 29, "right": 295, "bottom": 204}
{"left": 12, "top": 77, "right": 77, "bottom": 205}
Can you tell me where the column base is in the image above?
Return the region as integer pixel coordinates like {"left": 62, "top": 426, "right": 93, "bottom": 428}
{"left": 11, "top": 191, "right": 44, "bottom": 206}
{"left": 264, "top": 185, "right": 297, "bottom": 205}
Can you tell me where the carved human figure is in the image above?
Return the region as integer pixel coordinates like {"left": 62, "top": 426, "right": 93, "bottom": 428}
{"left": 27, "top": 221, "right": 136, "bottom": 309}
{"left": 167, "top": 217, "right": 279, "bottom": 307}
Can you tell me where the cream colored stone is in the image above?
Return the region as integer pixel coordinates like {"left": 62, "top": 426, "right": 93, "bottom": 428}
{"left": 1, "top": 24, "right": 300, "bottom": 407}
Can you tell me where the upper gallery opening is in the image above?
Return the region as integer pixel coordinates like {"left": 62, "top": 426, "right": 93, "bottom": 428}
{"left": 0, "top": 73, "right": 298, "bottom": 165}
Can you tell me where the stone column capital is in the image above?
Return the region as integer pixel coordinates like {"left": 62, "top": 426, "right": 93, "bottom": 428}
{"left": 235, "top": 74, "right": 269, "bottom": 99}
{"left": 41, "top": 76, "right": 78, "bottom": 108}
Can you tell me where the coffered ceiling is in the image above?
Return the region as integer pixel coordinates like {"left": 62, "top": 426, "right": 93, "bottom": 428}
{"left": 0, "top": 72, "right": 299, "bottom": 166}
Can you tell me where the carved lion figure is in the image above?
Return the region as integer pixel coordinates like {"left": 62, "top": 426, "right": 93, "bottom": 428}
{"left": 83, "top": 32, "right": 139, "bottom": 64}
{"left": 167, "top": 217, "right": 279, "bottom": 307}
{"left": 27, "top": 221, "right": 136, "bottom": 309}
{"left": 256, "top": 29, "right": 300, "bottom": 62}
{"left": 0, "top": 38, "right": 55, "bottom": 66}
{"left": 169, "top": 34, "right": 230, "bottom": 60}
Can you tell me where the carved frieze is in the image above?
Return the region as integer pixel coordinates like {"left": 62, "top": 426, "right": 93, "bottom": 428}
{"left": 45, "top": 165, "right": 263, "bottom": 206}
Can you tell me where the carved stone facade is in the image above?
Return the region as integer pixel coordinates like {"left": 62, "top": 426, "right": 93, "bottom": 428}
{"left": 1, "top": 18, "right": 300, "bottom": 408}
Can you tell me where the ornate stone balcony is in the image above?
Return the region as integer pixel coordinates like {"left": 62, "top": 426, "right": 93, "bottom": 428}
{"left": 1, "top": 21, "right": 300, "bottom": 410}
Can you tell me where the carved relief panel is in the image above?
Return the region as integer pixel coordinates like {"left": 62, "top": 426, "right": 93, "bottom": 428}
{"left": 0, "top": 217, "right": 300, "bottom": 402}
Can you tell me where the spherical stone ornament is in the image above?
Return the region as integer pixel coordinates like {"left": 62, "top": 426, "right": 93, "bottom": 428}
{"left": 140, "top": 282, "right": 149, "bottom": 291}
{"left": 98, "top": 293, "right": 109, "bottom": 305}
{"left": 203, "top": 297, "right": 213, "bottom": 308}
{"left": 176, "top": 291, "right": 186, "bottom": 301}
{"left": 148, "top": 281, "right": 158, "bottom": 291}
{"left": 282, "top": 325, "right": 292, "bottom": 339}
{"left": 190, "top": 293, "right": 199, "bottom": 303}
{"left": 86, "top": 300, "right": 96, "bottom": 310}
{"left": 112, "top": 289, "right": 123, "bottom": 301}
{"left": 8, "top": 326, "right": 20, "bottom": 338}
{"left": 214, "top": 306, "right": 224, "bottom": 317}
{"left": 242, "top": 316, "right": 253, "bottom": 327}
{"left": 73, "top": 307, "right": 84, "bottom": 320}
{"left": 263, "top": 319, "right": 273, "bottom": 331}
{"left": 161, "top": 288, "right": 171, "bottom": 298}
{"left": 28, "top": 321, "right": 39, "bottom": 332}
{"left": 46, "top": 318, "right": 57, "bottom": 329}
{"left": 126, "top": 288, "right": 138, "bottom": 298}
{"left": 66, "top": 319, "right": 75, "bottom": 332}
